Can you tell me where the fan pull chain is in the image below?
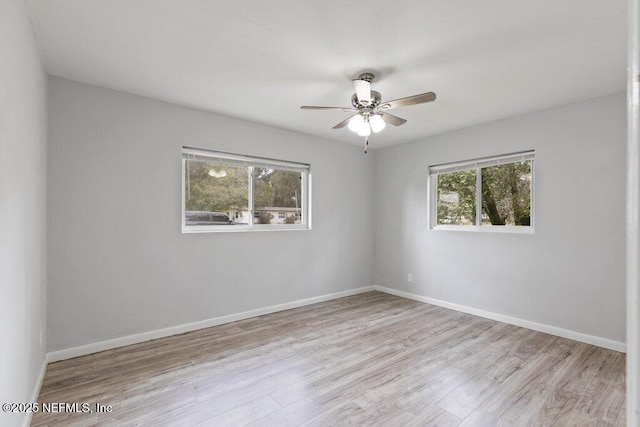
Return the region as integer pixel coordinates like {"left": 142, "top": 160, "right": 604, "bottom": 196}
{"left": 364, "top": 136, "right": 369, "bottom": 154}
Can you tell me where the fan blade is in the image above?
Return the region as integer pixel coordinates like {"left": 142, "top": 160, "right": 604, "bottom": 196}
{"left": 378, "top": 92, "right": 436, "bottom": 111}
{"left": 380, "top": 113, "right": 407, "bottom": 126}
{"left": 353, "top": 79, "right": 371, "bottom": 104}
{"left": 333, "top": 115, "right": 356, "bottom": 129}
{"left": 300, "top": 106, "right": 357, "bottom": 112}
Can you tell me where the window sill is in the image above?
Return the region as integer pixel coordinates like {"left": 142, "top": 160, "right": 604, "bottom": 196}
{"left": 182, "top": 224, "right": 311, "bottom": 233}
{"left": 430, "top": 225, "right": 534, "bottom": 234}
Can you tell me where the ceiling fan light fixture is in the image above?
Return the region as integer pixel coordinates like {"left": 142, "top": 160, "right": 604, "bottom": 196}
{"left": 357, "top": 123, "right": 371, "bottom": 137}
{"left": 370, "top": 114, "right": 386, "bottom": 133}
{"left": 300, "top": 72, "right": 436, "bottom": 153}
{"left": 348, "top": 114, "right": 364, "bottom": 133}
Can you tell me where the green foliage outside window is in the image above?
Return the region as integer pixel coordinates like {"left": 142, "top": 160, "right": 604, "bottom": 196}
{"left": 436, "top": 170, "right": 476, "bottom": 225}
{"left": 185, "top": 161, "right": 301, "bottom": 222}
{"left": 253, "top": 168, "right": 301, "bottom": 210}
{"left": 256, "top": 211, "right": 274, "bottom": 224}
{"left": 481, "top": 162, "right": 531, "bottom": 226}
{"left": 185, "top": 161, "right": 248, "bottom": 212}
{"left": 436, "top": 161, "right": 532, "bottom": 226}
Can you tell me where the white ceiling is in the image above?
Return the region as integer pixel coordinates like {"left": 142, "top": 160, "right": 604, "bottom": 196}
{"left": 26, "top": 0, "right": 627, "bottom": 149}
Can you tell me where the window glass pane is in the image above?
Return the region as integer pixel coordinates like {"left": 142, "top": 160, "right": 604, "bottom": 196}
{"left": 481, "top": 161, "right": 532, "bottom": 226}
{"left": 436, "top": 170, "right": 476, "bottom": 225}
{"left": 182, "top": 148, "right": 311, "bottom": 232}
{"left": 253, "top": 168, "right": 302, "bottom": 225}
{"left": 184, "top": 160, "right": 249, "bottom": 226}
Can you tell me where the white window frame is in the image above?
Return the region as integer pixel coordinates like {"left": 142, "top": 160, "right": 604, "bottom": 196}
{"left": 182, "top": 147, "right": 312, "bottom": 233}
{"left": 428, "top": 151, "right": 535, "bottom": 233}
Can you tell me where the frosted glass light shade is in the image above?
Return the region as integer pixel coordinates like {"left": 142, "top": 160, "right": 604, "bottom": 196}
{"left": 370, "top": 114, "right": 386, "bottom": 133}
{"left": 357, "top": 123, "right": 371, "bottom": 136}
{"left": 348, "top": 114, "right": 365, "bottom": 133}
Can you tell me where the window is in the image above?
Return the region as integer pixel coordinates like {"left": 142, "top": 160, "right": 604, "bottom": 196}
{"left": 182, "top": 147, "right": 311, "bottom": 232}
{"left": 429, "top": 151, "right": 534, "bottom": 232}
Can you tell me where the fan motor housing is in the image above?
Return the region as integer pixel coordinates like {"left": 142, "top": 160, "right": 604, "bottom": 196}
{"left": 352, "top": 90, "right": 382, "bottom": 109}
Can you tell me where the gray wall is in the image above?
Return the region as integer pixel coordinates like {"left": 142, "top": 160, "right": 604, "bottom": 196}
{"left": 374, "top": 93, "right": 626, "bottom": 342}
{"left": 47, "top": 77, "right": 375, "bottom": 351}
{"left": 47, "top": 78, "right": 625, "bottom": 351}
{"left": 0, "top": 0, "right": 48, "bottom": 425}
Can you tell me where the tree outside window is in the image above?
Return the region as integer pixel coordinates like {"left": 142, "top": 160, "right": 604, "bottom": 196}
{"left": 432, "top": 153, "right": 534, "bottom": 230}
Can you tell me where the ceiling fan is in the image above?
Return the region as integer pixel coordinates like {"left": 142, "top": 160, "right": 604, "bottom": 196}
{"left": 301, "top": 73, "right": 436, "bottom": 153}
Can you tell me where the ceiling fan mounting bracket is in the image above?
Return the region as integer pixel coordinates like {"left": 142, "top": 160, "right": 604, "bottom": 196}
{"left": 357, "top": 72, "right": 374, "bottom": 83}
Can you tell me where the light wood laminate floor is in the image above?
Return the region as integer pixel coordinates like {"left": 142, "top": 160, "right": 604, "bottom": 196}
{"left": 33, "top": 292, "right": 625, "bottom": 426}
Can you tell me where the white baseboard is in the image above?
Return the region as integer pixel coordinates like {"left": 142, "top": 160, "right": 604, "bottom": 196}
{"left": 47, "top": 286, "right": 375, "bottom": 362}
{"left": 374, "top": 285, "right": 626, "bottom": 353}
{"left": 46, "top": 284, "right": 623, "bottom": 363}
{"left": 22, "top": 357, "right": 48, "bottom": 427}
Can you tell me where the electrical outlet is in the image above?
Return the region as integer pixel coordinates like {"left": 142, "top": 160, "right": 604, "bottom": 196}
{"left": 407, "top": 273, "right": 412, "bottom": 282}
